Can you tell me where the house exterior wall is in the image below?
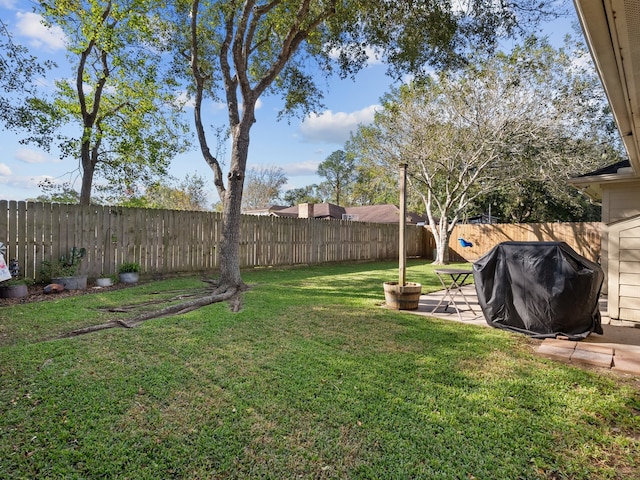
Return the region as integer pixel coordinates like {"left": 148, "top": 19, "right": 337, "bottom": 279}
{"left": 601, "top": 181, "right": 640, "bottom": 224}
{"left": 606, "top": 214, "right": 640, "bottom": 322}
{"left": 599, "top": 179, "right": 640, "bottom": 297}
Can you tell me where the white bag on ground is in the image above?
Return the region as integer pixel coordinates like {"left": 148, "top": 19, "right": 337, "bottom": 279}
{"left": 0, "top": 253, "right": 12, "bottom": 282}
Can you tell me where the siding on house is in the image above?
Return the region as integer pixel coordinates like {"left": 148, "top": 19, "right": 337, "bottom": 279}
{"left": 607, "top": 214, "right": 640, "bottom": 322}
{"left": 602, "top": 181, "right": 640, "bottom": 224}
{"left": 598, "top": 179, "right": 640, "bottom": 297}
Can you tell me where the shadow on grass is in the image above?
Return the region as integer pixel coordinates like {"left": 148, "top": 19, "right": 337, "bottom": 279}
{"left": 0, "top": 261, "right": 638, "bottom": 478}
{"left": 248, "top": 260, "right": 464, "bottom": 306}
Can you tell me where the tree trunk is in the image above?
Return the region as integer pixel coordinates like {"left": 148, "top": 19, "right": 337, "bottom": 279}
{"left": 79, "top": 137, "right": 94, "bottom": 206}
{"left": 218, "top": 120, "right": 252, "bottom": 289}
{"left": 429, "top": 214, "right": 451, "bottom": 265}
{"left": 434, "top": 231, "right": 451, "bottom": 265}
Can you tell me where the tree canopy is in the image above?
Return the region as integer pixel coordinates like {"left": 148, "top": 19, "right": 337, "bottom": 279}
{"left": 242, "top": 166, "right": 288, "bottom": 210}
{"left": 317, "top": 150, "right": 356, "bottom": 206}
{"left": 118, "top": 173, "right": 211, "bottom": 210}
{"left": 347, "top": 36, "right": 621, "bottom": 263}
{"left": 283, "top": 185, "right": 324, "bottom": 206}
{"left": 172, "top": 0, "right": 561, "bottom": 288}
{"left": 0, "top": 19, "right": 53, "bottom": 130}
{"left": 20, "top": 0, "right": 189, "bottom": 205}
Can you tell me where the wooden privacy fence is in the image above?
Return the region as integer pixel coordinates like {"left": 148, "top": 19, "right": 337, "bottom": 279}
{"left": 0, "top": 201, "right": 424, "bottom": 281}
{"left": 446, "top": 222, "right": 602, "bottom": 263}
{"left": 0, "top": 200, "right": 603, "bottom": 282}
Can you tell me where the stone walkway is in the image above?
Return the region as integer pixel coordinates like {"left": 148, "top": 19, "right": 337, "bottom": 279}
{"left": 408, "top": 285, "right": 640, "bottom": 376}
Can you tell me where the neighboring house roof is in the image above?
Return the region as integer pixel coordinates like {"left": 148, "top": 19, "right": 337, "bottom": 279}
{"left": 320, "top": 203, "right": 347, "bottom": 220}
{"left": 575, "top": 160, "right": 631, "bottom": 177}
{"left": 344, "top": 204, "right": 427, "bottom": 224}
{"left": 569, "top": 159, "right": 636, "bottom": 200}
{"left": 344, "top": 205, "right": 398, "bottom": 223}
{"left": 242, "top": 205, "right": 288, "bottom": 216}
{"left": 574, "top": 1, "right": 639, "bottom": 176}
{"left": 271, "top": 203, "right": 345, "bottom": 219}
{"left": 263, "top": 203, "right": 428, "bottom": 224}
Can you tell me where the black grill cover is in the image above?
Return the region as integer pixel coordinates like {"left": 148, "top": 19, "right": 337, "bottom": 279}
{"left": 473, "top": 241, "right": 604, "bottom": 339}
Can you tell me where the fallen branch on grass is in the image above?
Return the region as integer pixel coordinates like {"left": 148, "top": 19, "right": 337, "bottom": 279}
{"left": 58, "top": 284, "right": 244, "bottom": 338}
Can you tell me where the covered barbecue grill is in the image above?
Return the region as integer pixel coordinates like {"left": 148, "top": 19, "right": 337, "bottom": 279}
{"left": 473, "top": 241, "right": 604, "bottom": 340}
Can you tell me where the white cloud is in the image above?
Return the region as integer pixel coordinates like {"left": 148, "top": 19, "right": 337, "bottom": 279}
{"left": 0, "top": 163, "right": 12, "bottom": 176}
{"left": 0, "top": 174, "right": 51, "bottom": 189}
{"left": 299, "top": 105, "right": 380, "bottom": 144}
{"left": 244, "top": 160, "right": 319, "bottom": 177}
{"left": 328, "top": 44, "right": 383, "bottom": 67}
{"left": 239, "top": 97, "right": 263, "bottom": 112}
{"left": 281, "top": 160, "right": 320, "bottom": 176}
{"left": 15, "top": 148, "right": 51, "bottom": 164}
{"left": 363, "top": 46, "right": 383, "bottom": 66}
{"left": 175, "top": 91, "right": 195, "bottom": 108}
{"left": 211, "top": 100, "right": 227, "bottom": 111}
{"left": 15, "top": 12, "right": 66, "bottom": 51}
{"left": 176, "top": 94, "right": 260, "bottom": 113}
{"left": 570, "top": 51, "right": 596, "bottom": 73}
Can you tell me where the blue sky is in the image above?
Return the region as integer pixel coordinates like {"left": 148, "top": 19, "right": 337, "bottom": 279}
{"left": 0, "top": 1, "right": 578, "bottom": 204}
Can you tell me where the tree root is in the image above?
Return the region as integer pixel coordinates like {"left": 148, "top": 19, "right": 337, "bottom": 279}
{"left": 100, "top": 289, "right": 211, "bottom": 312}
{"left": 58, "top": 284, "right": 244, "bottom": 339}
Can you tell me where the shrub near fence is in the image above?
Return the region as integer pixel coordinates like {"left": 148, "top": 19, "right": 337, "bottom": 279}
{"left": 0, "top": 201, "right": 424, "bottom": 281}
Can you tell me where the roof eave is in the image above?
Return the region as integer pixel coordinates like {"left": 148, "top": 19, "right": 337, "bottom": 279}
{"left": 574, "top": 0, "right": 640, "bottom": 176}
{"left": 568, "top": 171, "right": 640, "bottom": 200}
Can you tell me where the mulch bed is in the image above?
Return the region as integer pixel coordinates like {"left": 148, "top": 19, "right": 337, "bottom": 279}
{"left": 0, "top": 282, "right": 131, "bottom": 307}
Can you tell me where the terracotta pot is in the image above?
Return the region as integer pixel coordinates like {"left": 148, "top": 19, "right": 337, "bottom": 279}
{"left": 383, "top": 281, "right": 422, "bottom": 310}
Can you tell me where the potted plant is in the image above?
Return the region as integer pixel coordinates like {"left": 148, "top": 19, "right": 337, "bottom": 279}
{"left": 0, "top": 277, "right": 33, "bottom": 298}
{"left": 118, "top": 262, "right": 140, "bottom": 284}
{"left": 0, "top": 258, "right": 32, "bottom": 298}
{"left": 96, "top": 273, "right": 118, "bottom": 287}
{"left": 95, "top": 275, "right": 113, "bottom": 287}
{"left": 383, "top": 163, "right": 422, "bottom": 310}
{"left": 41, "top": 247, "right": 87, "bottom": 290}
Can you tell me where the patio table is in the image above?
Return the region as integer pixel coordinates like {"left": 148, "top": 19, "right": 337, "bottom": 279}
{"left": 432, "top": 268, "right": 477, "bottom": 321}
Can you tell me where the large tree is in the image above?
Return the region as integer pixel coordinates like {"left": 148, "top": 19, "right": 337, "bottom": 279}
{"left": 22, "top": 0, "right": 188, "bottom": 205}
{"left": 115, "top": 173, "right": 211, "bottom": 210}
{"left": 283, "top": 184, "right": 323, "bottom": 206}
{"left": 174, "top": 0, "right": 559, "bottom": 293}
{"left": 317, "top": 149, "right": 356, "bottom": 205}
{"left": 0, "top": 20, "right": 53, "bottom": 129}
{"left": 242, "top": 166, "right": 288, "bottom": 210}
{"left": 348, "top": 36, "right": 620, "bottom": 264}
{"left": 468, "top": 179, "right": 603, "bottom": 223}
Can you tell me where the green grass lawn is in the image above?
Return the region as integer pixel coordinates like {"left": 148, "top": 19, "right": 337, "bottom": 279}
{"left": 1, "top": 260, "right": 638, "bottom": 479}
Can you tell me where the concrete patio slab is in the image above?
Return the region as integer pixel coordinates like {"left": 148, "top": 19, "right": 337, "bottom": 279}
{"left": 612, "top": 351, "right": 640, "bottom": 375}
{"left": 575, "top": 343, "right": 615, "bottom": 356}
{"left": 406, "top": 285, "right": 640, "bottom": 375}
{"left": 544, "top": 338, "right": 579, "bottom": 350}
{"left": 535, "top": 343, "right": 575, "bottom": 363}
{"left": 571, "top": 348, "right": 614, "bottom": 368}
